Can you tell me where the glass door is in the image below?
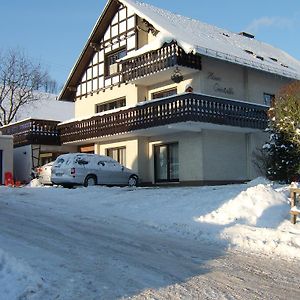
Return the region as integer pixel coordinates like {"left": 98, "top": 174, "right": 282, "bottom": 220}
{"left": 154, "top": 143, "right": 179, "bottom": 182}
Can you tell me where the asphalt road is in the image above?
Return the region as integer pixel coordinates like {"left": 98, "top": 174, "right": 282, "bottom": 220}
{"left": 0, "top": 196, "right": 299, "bottom": 299}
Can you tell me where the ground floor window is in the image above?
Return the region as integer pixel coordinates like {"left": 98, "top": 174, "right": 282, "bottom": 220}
{"left": 106, "top": 147, "right": 126, "bottom": 165}
{"left": 154, "top": 143, "right": 179, "bottom": 182}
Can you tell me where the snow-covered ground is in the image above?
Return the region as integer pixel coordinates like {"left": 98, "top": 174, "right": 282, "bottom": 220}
{"left": 1, "top": 178, "right": 300, "bottom": 299}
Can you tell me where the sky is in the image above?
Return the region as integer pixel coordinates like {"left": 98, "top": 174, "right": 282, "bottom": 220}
{"left": 1, "top": 0, "right": 300, "bottom": 89}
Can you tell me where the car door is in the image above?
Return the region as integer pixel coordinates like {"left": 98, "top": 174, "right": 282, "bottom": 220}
{"left": 96, "top": 159, "right": 110, "bottom": 184}
{"left": 107, "top": 160, "right": 126, "bottom": 184}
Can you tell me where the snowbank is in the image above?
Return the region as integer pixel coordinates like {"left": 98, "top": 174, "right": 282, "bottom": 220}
{"left": 0, "top": 248, "right": 44, "bottom": 300}
{"left": 20, "top": 179, "right": 300, "bottom": 259}
{"left": 196, "top": 180, "right": 300, "bottom": 258}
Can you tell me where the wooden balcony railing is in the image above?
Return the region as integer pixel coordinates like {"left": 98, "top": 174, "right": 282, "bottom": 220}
{"left": 0, "top": 119, "right": 61, "bottom": 147}
{"left": 121, "top": 42, "right": 202, "bottom": 82}
{"left": 59, "top": 93, "right": 268, "bottom": 143}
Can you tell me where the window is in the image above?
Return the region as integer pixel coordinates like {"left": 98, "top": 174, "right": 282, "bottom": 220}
{"left": 96, "top": 97, "right": 126, "bottom": 113}
{"left": 105, "top": 48, "right": 127, "bottom": 76}
{"left": 106, "top": 147, "right": 126, "bottom": 165}
{"left": 152, "top": 88, "right": 177, "bottom": 100}
{"left": 264, "top": 93, "right": 275, "bottom": 106}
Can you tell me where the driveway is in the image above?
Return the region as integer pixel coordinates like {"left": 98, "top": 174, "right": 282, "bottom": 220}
{"left": 0, "top": 187, "right": 299, "bottom": 299}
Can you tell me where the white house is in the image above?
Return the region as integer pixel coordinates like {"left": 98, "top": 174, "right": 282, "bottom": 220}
{"left": 0, "top": 94, "right": 76, "bottom": 183}
{"left": 47, "top": 0, "right": 300, "bottom": 184}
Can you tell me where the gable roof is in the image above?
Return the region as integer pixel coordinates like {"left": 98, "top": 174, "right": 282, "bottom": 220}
{"left": 59, "top": 0, "right": 300, "bottom": 101}
{"left": 121, "top": 0, "right": 300, "bottom": 78}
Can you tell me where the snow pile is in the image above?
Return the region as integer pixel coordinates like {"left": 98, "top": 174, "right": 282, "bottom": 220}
{"left": 196, "top": 181, "right": 300, "bottom": 258}
{"left": 197, "top": 182, "right": 285, "bottom": 226}
{"left": 0, "top": 248, "right": 44, "bottom": 300}
{"left": 29, "top": 178, "right": 44, "bottom": 188}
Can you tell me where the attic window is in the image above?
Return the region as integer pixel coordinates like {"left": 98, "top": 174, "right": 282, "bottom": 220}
{"left": 281, "top": 63, "right": 289, "bottom": 68}
{"left": 270, "top": 57, "right": 278, "bottom": 62}
{"left": 239, "top": 32, "right": 255, "bottom": 39}
{"left": 256, "top": 55, "right": 264, "bottom": 61}
{"left": 222, "top": 33, "right": 230, "bottom": 37}
{"left": 244, "top": 49, "right": 254, "bottom": 55}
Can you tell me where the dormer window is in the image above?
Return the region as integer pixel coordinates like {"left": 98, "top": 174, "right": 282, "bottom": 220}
{"left": 105, "top": 47, "right": 127, "bottom": 77}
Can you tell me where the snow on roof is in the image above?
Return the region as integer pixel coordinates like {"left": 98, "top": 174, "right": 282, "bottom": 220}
{"left": 120, "top": 0, "right": 300, "bottom": 79}
{"left": 13, "top": 93, "right": 74, "bottom": 123}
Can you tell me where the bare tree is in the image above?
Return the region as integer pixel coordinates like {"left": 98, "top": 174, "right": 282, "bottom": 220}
{"left": 0, "top": 49, "right": 57, "bottom": 126}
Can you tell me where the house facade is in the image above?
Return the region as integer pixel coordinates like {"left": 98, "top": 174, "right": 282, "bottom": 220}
{"left": 57, "top": 0, "right": 300, "bottom": 185}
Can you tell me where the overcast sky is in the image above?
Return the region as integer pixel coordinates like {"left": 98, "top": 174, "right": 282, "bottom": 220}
{"left": 2, "top": 0, "right": 300, "bottom": 88}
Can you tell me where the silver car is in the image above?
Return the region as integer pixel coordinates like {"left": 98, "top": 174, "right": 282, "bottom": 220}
{"left": 51, "top": 153, "right": 139, "bottom": 188}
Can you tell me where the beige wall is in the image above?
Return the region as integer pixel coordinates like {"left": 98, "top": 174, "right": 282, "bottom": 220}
{"left": 247, "top": 131, "right": 269, "bottom": 178}
{"left": 198, "top": 56, "right": 292, "bottom": 104}
{"left": 75, "top": 83, "right": 138, "bottom": 118}
{"left": 202, "top": 130, "right": 248, "bottom": 181}
{"left": 0, "top": 135, "right": 13, "bottom": 184}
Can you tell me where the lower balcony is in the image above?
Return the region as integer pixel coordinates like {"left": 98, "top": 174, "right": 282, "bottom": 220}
{"left": 58, "top": 93, "right": 268, "bottom": 144}
{"left": 0, "top": 119, "right": 61, "bottom": 147}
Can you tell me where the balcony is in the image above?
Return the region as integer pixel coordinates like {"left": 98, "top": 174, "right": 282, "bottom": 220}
{"left": 0, "top": 119, "right": 61, "bottom": 147}
{"left": 58, "top": 93, "right": 268, "bottom": 144}
{"left": 121, "top": 42, "right": 202, "bottom": 85}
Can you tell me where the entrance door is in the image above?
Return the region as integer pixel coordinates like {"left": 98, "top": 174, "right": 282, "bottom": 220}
{"left": 154, "top": 143, "right": 179, "bottom": 182}
{"left": 0, "top": 150, "right": 2, "bottom": 184}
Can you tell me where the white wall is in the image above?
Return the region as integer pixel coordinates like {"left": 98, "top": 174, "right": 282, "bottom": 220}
{"left": 13, "top": 145, "right": 32, "bottom": 183}
{"left": 0, "top": 135, "right": 13, "bottom": 184}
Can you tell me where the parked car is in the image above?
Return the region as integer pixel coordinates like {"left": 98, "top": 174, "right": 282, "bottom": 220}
{"left": 37, "top": 161, "right": 54, "bottom": 185}
{"left": 51, "top": 153, "right": 139, "bottom": 188}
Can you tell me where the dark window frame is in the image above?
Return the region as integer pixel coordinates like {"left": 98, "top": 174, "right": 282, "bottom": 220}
{"left": 154, "top": 142, "right": 179, "bottom": 183}
{"left": 106, "top": 147, "right": 126, "bottom": 165}
{"left": 104, "top": 47, "right": 127, "bottom": 77}
{"left": 152, "top": 88, "right": 177, "bottom": 100}
{"left": 264, "top": 93, "right": 275, "bottom": 106}
{"left": 96, "top": 97, "right": 126, "bottom": 113}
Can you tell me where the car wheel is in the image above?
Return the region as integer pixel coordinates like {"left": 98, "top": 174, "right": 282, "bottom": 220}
{"left": 84, "top": 175, "right": 97, "bottom": 187}
{"left": 128, "top": 175, "right": 138, "bottom": 187}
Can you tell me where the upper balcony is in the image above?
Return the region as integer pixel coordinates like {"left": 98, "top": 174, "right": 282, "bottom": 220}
{"left": 0, "top": 119, "right": 61, "bottom": 148}
{"left": 58, "top": 93, "right": 268, "bottom": 144}
{"left": 121, "top": 42, "right": 202, "bottom": 85}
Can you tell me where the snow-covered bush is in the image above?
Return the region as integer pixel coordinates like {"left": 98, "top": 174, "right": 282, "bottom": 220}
{"left": 262, "top": 81, "right": 300, "bottom": 183}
